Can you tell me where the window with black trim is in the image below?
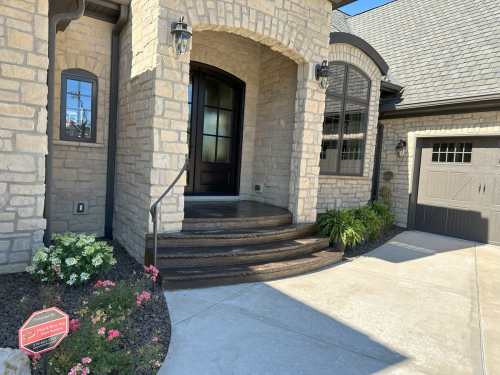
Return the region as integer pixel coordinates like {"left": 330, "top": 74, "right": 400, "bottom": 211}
{"left": 320, "top": 63, "right": 370, "bottom": 176}
{"left": 60, "top": 69, "right": 98, "bottom": 143}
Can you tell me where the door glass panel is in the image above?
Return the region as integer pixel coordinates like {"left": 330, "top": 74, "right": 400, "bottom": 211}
{"left": 347, "top": 68, "right": 369, "bottom": 100}
{"left": 218, "top": 110, "right": 232, "bottom": 137}
{"left": 203, "top": 107, "right": 217, "bottom": 135}
{"left": 202, "top": 135, "right": 216, "bottom": 163}
{"left": 188, "top": 75, "right": 193, "bottom": 103}
{"left": 217, "top": 137, "right": 231, "bottom": 163}
{"left": 220, "top": 85, "right": 233, "bottom": 110}
{"left": 319, "top": 140, "right": 339, "bottom": 173}
{"left": 205, "top": 78, "right": 219, "bottom": 107}
{"left": 340, "top": 139, "right": 363, "bottom": 174}
{"left": 326, "top": 64, "right": 346, "bottom": 95}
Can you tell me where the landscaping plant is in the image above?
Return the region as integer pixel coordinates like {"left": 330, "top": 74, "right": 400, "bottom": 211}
{"left": 318, "top": 207, "right": 364, "bottom": 247}
{"left": 380, "top": 170, "right": 394, "bottom": 207}
{"left": 37, "top": 268, "right": 164, "bottom": 375}
{"left": 369, "top": 200, "right": 394, "bottom": 231}
{"left": 26, "top": 232, "right": 116, "bottom": 285}
{"left": 353, "top": 205, "right": 384, "bottom": 241}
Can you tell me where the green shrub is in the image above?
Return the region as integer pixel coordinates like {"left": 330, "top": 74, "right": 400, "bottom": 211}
{"left": 369, "top": 200, "right": 394, "bottom": 231}
{"left": 26, "top": 232, "right": 116, "bottom": 285}
{"left": 353, "top": 205, "right": 383, "bottom": 242}
{"left": 318, "top": 207, "right": 364, "bottom": 246}
{"left": 41, "top": 275, "right": 163, "bottom": 375}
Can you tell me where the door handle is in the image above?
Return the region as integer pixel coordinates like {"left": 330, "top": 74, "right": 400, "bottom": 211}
{"left": 483, "top": 183, "right": 486, "bottom": 195}
{"left": 478, "top": 183, "right": 482, "bottom": 194}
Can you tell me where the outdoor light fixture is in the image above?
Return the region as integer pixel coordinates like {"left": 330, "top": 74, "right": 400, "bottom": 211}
{"left": 316, "top": 60, "right": 331, "bottom": 89}
{"left": 395, "top": 139, "right": 407, "bottom": 157}
{"left": 171, "top": 16, "right": 192, "bottom": 55}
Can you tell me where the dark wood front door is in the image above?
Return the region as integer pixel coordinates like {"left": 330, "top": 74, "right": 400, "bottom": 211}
{"left": 415, "top": 137, "right": 500, "bottom": 244}
{"left": 185, "top": 64, "right": 243, "bottom": 195}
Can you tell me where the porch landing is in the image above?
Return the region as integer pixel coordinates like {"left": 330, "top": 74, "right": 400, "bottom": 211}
{"left": 146, "top": 201, "right": 341, "bottom": 290}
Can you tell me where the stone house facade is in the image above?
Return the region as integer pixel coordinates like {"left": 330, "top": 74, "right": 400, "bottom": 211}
{"left": 0, "top": 0, "right": 498, "bottom": 273}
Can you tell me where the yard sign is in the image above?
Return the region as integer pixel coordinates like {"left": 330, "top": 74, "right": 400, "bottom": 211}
{"left": 19, "top": 307, "right": 69, "bottom": 355}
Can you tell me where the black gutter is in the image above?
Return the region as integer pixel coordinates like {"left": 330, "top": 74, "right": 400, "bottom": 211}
{"left": 104, "top": 4, "right": 128, "bottom": 239}
{"left": 44, "top": 0, "right": 86, "bottom": 247}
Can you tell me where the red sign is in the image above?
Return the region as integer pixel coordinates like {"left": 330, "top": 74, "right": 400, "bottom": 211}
{"left": 19, "top": 307, "right": 69, "bottom": 355}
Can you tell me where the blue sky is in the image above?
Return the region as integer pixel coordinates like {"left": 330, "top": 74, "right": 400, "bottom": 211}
{"left": 339, "top": 0, "right": 395, "bottom": 16}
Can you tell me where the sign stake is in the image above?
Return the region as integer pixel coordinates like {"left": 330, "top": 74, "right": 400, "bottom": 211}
{"left": 43, "top": 352, "right": 47, "bottom": 375}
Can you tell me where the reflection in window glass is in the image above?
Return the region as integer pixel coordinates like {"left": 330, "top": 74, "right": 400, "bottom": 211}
{"left": 340, "top": 140, "right": 363, "bottom": 174}
{"left": 202, "top": 135, "right": 216, "bottom": 163}
{"left": 323, "top": 98, "right": 342, "bottom": 136}
{"left": 319, "top": 140, "right": 339, "bottom": 173}
{"left": 326, "top": 64, "right": 345, "bottom": 95}
{"left": 65, "top": 78, "right": 93, "bottom": 139}
{"left": 347, "top": 68, "right": 369, "bottom": 100}
{"left": 205, "top": 78, "right": 219, "bottom": 107}
{"left": 344, "top": 102, "right": 366, "bottom": 137}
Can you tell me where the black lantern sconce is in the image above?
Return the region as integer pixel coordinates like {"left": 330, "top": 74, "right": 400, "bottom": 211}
{"left": 316, "top": 60, "right": 331, "bottom": 89}
{"left": 395, "top": 139, "right": 407, "bottom": 157}
{"left": 171, "top": 16, "right": 192, "bottom": 55}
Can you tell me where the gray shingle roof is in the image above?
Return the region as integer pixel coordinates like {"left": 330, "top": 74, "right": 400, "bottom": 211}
{"left": 330, "top": 10, "right": 350, "bottom": 33}
{"left": 345, "top": 0, "right": 500, "bottom": 108}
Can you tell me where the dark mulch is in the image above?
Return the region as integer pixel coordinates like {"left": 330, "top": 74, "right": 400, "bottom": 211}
{"left": 342, "top": 225, "right": 406, "bottom": 260}
{"left": 0, "top": 240, "right": 171, "bottom": 372}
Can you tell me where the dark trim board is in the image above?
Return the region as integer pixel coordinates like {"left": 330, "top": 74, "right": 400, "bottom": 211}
{"left": 329, "top": 32, "right": 390, "bottom": 75}
{"left": 407, "top": 137, "right": 423, "bottom": 230}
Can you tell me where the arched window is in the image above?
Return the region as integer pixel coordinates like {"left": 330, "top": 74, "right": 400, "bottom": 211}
{"left": 320, "top": 63, "right": 370, "bottom": 176}
{"left": 60, "top": 69, "right": 98, "bottom": 143}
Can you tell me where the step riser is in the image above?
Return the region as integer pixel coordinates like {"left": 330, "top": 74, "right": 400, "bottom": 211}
{"left": 152, "top": 239, "right": 330, "bottom": 268}
{"left": 148, "top": 224, "right": 318, "bottom": 247}
{"left": 160, "top": 252, "right": 343, "bottom": 290}
{"left": 182, "top": 214, "right": 293, "bottom": 230}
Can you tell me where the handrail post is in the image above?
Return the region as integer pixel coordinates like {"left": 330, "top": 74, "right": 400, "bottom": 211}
{"left": 152, "top": 205, "right": 157, "bottom": 294}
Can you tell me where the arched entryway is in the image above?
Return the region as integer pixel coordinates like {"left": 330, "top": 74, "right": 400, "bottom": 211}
{"left": 185, "top": 63, "right": 245, "bottom": 196}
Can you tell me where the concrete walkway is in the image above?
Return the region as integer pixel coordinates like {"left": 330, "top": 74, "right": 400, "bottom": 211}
{"left": 160, "top": 231, "right": 499, "bottom": 375}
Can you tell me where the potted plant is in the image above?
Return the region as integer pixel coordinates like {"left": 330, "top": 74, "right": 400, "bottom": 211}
{"left": 318, "top": 207, "right": 364, "bottom": 252}
{"left": 353, "top": 205, "right": 384, "bottom": 243}
{"left": 369, "top": 200, "right": 394, "bottom": 233}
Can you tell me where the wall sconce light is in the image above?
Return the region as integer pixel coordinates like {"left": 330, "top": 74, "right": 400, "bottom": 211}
{"left": 395, "top": 139, "right": 407, "bottom": 157}
{"left": 171, "top": 16, "right": 192, "bottom": 55}
{"left": 316, "top": 60, "right": 331, "bottom": 89}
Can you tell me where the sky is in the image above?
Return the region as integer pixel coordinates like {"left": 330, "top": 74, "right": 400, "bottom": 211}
{"left": 338, "top": 0, "right": 395, "bottom": 16}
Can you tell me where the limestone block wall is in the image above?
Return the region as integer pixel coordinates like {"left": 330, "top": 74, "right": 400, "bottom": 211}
{"left": 51, "top": 17, "right": 113, "bottom": 236}
{"left": 252, "top": 45, "right": 297, "bottom": 208}
{"left": 190, "top": 30, "right": 261, "bottom": 199}
{"left": 316, "top": 43, "right": 383, "bottom": 213}
{"left": 0, "top": 0, "right": 48, "bottom": 273}
{"left": 379, "top": 111, "right": 500, "bottom": 227}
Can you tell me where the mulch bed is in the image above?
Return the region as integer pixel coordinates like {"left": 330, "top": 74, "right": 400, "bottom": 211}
{"left": 342, "top": 225, "right": 406, "bottom": 260}
{"left": 0, "top": 240, "right": 171, "bottom": 373}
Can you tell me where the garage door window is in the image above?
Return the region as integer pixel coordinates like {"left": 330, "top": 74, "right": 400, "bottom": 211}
{"left": 431, "top": 142, "right": 473, "bottom": 163}
{"left": 320, "top": 63, "right": 370, "bottom": 176}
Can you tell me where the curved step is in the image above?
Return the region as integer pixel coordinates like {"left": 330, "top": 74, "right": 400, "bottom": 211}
{"left": 146, "top": 223, "right": 318, "bottom": 247}
{"left": 159, "top": 250, "right": 343, "bottom": 290}
{"left": 148, "top": 235, "right": 330, "bottom": 267}
{"left": 183, "top": 201, "right": 293, "bottom": 230}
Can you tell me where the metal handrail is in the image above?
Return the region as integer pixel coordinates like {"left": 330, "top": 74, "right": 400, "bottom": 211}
{"left": 150, "top": 159, "right": 190, "bottom": 290}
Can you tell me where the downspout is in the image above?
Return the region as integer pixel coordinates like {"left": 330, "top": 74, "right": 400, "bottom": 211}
{"left": 44, "top": 0, "right": 86, "bottom": 247}
{"left": 105, "top": 5, "right": 128, "bottom": 239}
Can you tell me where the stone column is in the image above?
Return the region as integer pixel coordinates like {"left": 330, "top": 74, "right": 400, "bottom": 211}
{"left": 288, "top": 62, "right": 326, "bottom": 223}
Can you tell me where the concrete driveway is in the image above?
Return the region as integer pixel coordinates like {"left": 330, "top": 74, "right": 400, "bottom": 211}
{"left": 160, "top": 231, "right": 499, "bottom": 375}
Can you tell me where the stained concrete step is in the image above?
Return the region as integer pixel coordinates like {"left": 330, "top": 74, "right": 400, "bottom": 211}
{"left": 147, "top": 235, "right": 330, "bottom": 268}
{"left": 159, "top": 250, "right": 343, "bottom": 290}
{"left": 146, "top": 223, "right": 319, "bottom": 247}
{"left": 182, "top": 201, "right": 293, "bottom": 230}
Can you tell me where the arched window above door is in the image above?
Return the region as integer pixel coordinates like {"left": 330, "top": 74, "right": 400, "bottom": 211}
{"left": 320, "top": 63, "right": 370, "bottom": 176}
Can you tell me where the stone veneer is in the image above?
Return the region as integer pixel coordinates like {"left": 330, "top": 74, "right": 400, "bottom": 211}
{"left": 379, "top": 111, "right": 500, "bottom": 227}
{"left": 51, "top": 16, "right": 113, "bottom": 236}
{"left": 0, "top": 0, "right": 49, "bottom": 273}
{"left": 316, "top": 43, "right": 383, "bottom": 213}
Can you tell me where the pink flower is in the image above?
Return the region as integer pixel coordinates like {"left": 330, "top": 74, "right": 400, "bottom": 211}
{"left": 107, "top": 329, "right": 119, "bottom": 340}
{"left": 136, "top": 301, "right": 141, "bottom": 306}
{"left": 105, "top": 287, "right": 110, "bottom": 291}
{"left": 82, "top": 357, "right": 91, "bottom": 364}
{"left": 37, "top": 270, "right": 44, "bottom": 274}
{"left": 153, "top": 336, "right": 158, "bottom": 342}
{"left": 69, "top": 319, "right": 81, "bottom": 332}
{"left": 56, "top": 295, "right": 61, "bottom": 302}
{"left": 32, "top": 353, "right": 41, "bottom": 362}
{"left": 94, "top": 280, "right": 102, "bottom": 288}
{"left": 98, "top": 327, "right": 105, "bottom": 335}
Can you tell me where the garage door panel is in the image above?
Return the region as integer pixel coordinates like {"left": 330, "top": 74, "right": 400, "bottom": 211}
{"left": 425, "top": 171, "right": 447, "bottom": 199}
{"left": 492, "top": 177, "right": 500, "bottom": 206}
{"left": 445, "top": 207, "right": 469, "bottom": 237}
{"left": 416, "top": 204, "right": 447, "bottom": 234}
{"left": 489, "top": 210, "right": 500, "bottom": 245}
{"left": 450, "top": 173, "right": 471, "bottom": 202}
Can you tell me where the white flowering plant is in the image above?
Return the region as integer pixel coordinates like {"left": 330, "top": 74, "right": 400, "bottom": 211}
{"left": 26, "top": 232, "right": 116, "bottom": 285}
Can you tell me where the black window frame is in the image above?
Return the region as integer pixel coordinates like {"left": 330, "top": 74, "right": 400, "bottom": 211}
{"left": 320, "top": 62, "right": 371, "bottom": 177}
{"left": 60, "top": 69, "right": 98, "bottom": 143}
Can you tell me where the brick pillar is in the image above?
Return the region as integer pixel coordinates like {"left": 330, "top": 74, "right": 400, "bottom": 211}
{"left": 289, "top": 63, "right": 326, "bottom": 223}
